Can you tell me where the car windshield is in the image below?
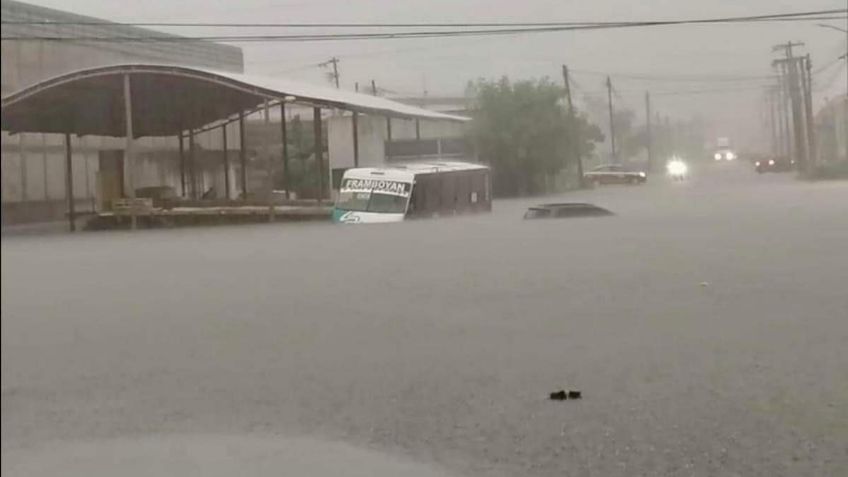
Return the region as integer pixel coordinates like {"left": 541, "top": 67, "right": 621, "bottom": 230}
{"left": 335, "top": 191, "right": 371, "bottom": 211}
{"left": 367, "top": 193, "right": 408, "bottom": 213}
{"left": 336, "top": 190, "right": 408, "bottom": 213}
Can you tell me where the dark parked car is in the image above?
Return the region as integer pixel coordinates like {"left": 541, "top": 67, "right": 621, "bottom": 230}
{"left": 755, "top": 156, "right": 794, "bottom": 173}
{"left": 524, "top": 203, "right": 614, "bottom": 219}
{"left": 584, "top": 164, "right": 647, "bottom": 185}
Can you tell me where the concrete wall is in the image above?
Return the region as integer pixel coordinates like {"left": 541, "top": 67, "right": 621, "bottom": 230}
{"left": 328, "top": 114, "right": 469, "bottom": 174}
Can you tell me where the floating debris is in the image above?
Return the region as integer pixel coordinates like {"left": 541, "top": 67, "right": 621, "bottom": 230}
{"left": 549, "top": 390, "right": 582, "bottom": 401}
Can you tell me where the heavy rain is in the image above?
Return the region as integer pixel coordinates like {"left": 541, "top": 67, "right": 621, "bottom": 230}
{"left": 2, "top": 1, "right": 847, "bottom": 476}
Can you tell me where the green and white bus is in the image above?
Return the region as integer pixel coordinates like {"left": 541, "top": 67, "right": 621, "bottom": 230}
{"left": 333, "top": 162, "right": 491, "bottom": 224}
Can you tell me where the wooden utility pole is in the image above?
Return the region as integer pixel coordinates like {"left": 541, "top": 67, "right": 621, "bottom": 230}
{"left": 773, "top": 42, "right": 807, "bottom": 170}
{"left": 320, "top": 57, "right": 341, "bottom": 89}
{"left": 767, "top": 87, "right": 779, "bottom": 157}
{"left": 606, "top": 76, "right": 617, "bottom": 163}
{"left": 330, "top": 57, "right": 340, "bottom": 89}
{"left": 645, "top": 91, "right": 653, "bottom": 170}
{"left": 803, "top": 55, "right": 816, "bottom": 167}
{"left": 561, "top": 65, "right": 584, "bottom": 186}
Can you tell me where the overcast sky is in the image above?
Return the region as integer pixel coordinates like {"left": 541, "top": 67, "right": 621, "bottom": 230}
{"left": 19, "top": 0, "right": 848, "bottom": 150}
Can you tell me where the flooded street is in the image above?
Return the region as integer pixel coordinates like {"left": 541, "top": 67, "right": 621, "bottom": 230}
{"left": 3, "top": 163, "right": 848, "bottom": 476}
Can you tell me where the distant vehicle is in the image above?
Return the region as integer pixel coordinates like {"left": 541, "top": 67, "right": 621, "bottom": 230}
{"left": 755, "top": 156, "right": 794, "bottom": 173}
{"left": 713, "top": 149, "right": 737, "bottom": 161}
{"left": 524, "top": 203, "right": 613, "bottom": 219}
{"left": 666, "top": 158, "right": 688, "bottom": 181}
{"left": 584, "top": 164, "right": 647, "bottom": 185}
{"left": 333, "top": 162, "right": 491, "bottom": 224}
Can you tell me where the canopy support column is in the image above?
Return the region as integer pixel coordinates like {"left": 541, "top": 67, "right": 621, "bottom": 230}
{"left": 188, "top": 129, "right": 196, "bottom": 199}
{"left": 415, "top": 119, "right": 421, "bottom": 140}
{"left": 123, "top": 73, "right": 137, "bottom": 230}
{"left": 280, "top": 102, "right": 290, "bottom": 199}
{"left": 263, "top": 100, "right": 274, "bottom": 222}
{"left": 352, "top": 111, "right": 360, "bottom": 167}
{"left": 239, "top": 111, "right": 247, "bottom": 199}
{"left": 222, "top": 124, "right": 230, "bottom": 200}
{"left": 178, "top": 132, "right": 186, "bottom": 197}
{"left": 313, "top": 107, "right": 324, "bottom": 203}
{"left": 64, "top": 132, "right": 75, "bottom": 232}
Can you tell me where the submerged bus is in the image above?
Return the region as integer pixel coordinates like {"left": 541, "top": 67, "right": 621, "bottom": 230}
{"left": 332, "top": 162, "right": 492, "bottom": 224}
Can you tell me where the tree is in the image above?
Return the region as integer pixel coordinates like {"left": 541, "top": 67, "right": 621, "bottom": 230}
{"left": 468, "top": 77, "right": 603, "bottom": 197}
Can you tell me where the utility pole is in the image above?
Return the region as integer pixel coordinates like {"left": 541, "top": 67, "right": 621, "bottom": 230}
{"left": 645, "top": 91, "right": 653, "bottom": 170}
{"left": 655, "top": 111, "right": 662, "bottom": 161}
{"left": 768, "top": 87, "right": 779, "bottom": 157}
{"left": 606, "top": 76, "right": 617, "bottom": 163}
{"left": 803, "top": 55, "right": 816, "bottom": 167}
{"left": 371, "top": 79, "right": 378, "bottom": 96}
{"left": 775, "top": 71, "right": 791, "bottom": 158}
{"left": 561, "top": 65, "right": 585, "bottom": 186}
{"left": 773, "top": 41, "right": 807, "bottom": 171}
{"left": 320, "top": 57, "right": 341, "bottom": 89}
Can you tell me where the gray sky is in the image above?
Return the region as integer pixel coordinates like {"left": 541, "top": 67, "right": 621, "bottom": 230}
{"left": 20, "top": 0, "right": 848, "bottom": 150}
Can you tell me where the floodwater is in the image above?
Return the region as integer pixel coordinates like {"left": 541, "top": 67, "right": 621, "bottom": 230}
{"left": 2, "top": 163, "right": 848, "bottom": 476}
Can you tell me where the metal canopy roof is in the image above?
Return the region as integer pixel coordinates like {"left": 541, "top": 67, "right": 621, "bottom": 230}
{"left": 0, "top": 64, "right": 469, "bottom": 138}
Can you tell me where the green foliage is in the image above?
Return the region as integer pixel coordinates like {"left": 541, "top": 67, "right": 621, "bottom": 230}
{"left": 468, "top": 77, "right": 603, "bottom": 196}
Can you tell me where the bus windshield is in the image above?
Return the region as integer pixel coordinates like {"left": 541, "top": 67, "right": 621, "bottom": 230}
{"left": 336, "top": 190, "right": 409, "bottom": 214}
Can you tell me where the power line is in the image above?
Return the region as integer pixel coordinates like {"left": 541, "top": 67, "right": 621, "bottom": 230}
{"left": 2, "top": 9, "right": 843, "bottom": 28}
{"left": 2, "top": 9, "right": 844, "bottom": 43}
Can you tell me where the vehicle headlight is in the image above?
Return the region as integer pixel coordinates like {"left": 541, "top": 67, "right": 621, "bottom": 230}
{"left": 755, "top": 161, "right": 761, "bottom": 167}
{"left": 726, "top": 152, "right": 736, "bottom": 160}
{"left": 639, "top": 172, "right": 646, "bottom": 177}
{"left": 666, "top": 160, "right": 687, "bottom": 175}
{"left": 768, "top": 159, "right": 775, "bottom": 165}
{"left": 714, "top": 153, "right": 722, "bottom": 160}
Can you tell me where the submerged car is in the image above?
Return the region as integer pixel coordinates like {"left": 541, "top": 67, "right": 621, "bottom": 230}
{"left": 755, "top": 156, "right": 793, "bottom": 173}
{"left": 524, "top": 203, "right": 614, "bottom": 219}
{"left": 584, "top": 164, "right": 647, "bottom": 185}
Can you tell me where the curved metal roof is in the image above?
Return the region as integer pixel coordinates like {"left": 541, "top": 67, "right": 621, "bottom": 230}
{"left": 0, "top": 64, "right": 469, "bottom": 138}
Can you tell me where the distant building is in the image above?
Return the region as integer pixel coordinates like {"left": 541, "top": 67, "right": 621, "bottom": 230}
{"left": 815, "top": 95, "right": 848, "bottom": 164}
{"left": 1, "top": 0, "right": 244, "bottom": 224}
{"left": 327, "top": 95, "right": 473, "bottom": 190}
